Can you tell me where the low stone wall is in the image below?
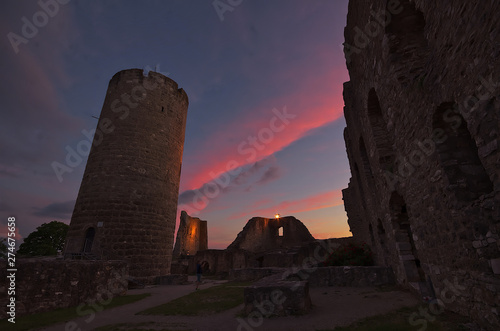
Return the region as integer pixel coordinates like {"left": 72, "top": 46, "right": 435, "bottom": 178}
{"left": 189, "top": 249, "right": 258, "bottom": 274}
{"left": 0, "top": 257, "right": 128, "bottom": 318}
{"left": 178, "top": 238, "right": 356, "bottom": 275}
{"left": 285, "top": 266, "right": 396, "bottom": 287}
{"left": 230, "top": 266, "right": 395, "bottom": 287}
{"left": 229, "top": 268, "right": 285, "bottom": 281}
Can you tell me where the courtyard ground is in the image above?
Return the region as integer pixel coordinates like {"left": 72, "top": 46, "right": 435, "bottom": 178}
{"left": 35, "top": 276, "right": 475, "bottom": 331}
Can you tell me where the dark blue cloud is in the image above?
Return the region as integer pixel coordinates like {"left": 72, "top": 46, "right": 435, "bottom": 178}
{"left": 33, "top": 200, "right": 75, "bottom": 219}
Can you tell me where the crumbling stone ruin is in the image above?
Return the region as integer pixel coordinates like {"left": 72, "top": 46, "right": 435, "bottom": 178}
{"left": 342, "top": 0, "right": 499, "bottom": 329}
{"left": 181, "top": 215, "right": 323, "bottom": 275}
{"left": 173, "top": 210, "right": 208, "bottom": 257}
{"left": 64, "top": 69, "right": 189, "bottom": 283}
{"left": 227, "top": 216, "right": 315, "bottom": 253}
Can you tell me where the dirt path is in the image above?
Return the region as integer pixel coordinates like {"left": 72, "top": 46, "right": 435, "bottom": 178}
{"left": 38, "top": 278, "right": 420, "bottom": 331}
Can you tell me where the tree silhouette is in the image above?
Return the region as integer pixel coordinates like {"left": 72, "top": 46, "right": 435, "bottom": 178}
{"left": 0, "top": 238, "right": 7, "bottom": 259}
{"left": 18, "top": 221, "right": 69, "bottom": 256}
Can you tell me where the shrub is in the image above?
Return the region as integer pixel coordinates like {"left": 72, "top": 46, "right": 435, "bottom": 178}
{"left": 320, "top": 242, "right": 374, "bottom": 266}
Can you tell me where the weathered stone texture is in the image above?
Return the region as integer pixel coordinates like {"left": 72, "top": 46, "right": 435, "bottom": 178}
{"left": 244, "top": 274, "right": 311, "bottom": 316}
{"left": 231, "top": 266, "right": 395, "bottom": 287}
{"left": 172, "top": 211, "right": 208, "bottom": 257}
{"left": 64, "top": 69, "right": 188, "bottom": 283}
{"left": 189, "top": 237, "right": 354, "bottom": 275}
{"left": 229, "top": 267, "right": 284, "bottom": 281}
{"left": 285, "top": 266, "right": 395, "bottom": 287}
{"left": 228, "top": 216, "right": 315, "bottom": 253}
{"left": 0, "top": 258, "right": 128, "bottom": 318}
{"left": 189, "top": 249, "right": 258, "bottom": 275}
{"left": 342, "top": 1, "right": 500, "bottom": 329}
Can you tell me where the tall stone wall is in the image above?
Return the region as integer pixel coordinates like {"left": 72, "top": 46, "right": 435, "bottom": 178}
{"left": 172, "top": 211, "right": 208, "bottom": 257}
{"left": 342, "top": 1, "right": 500, "bottom": 329}
{"left": 228, "top": 216, "right": 315, "bottom": 253}
{"left": 0, "top": 258, "right": 128, "bottom": 318}
{"left": 64, "top": 69, "right": 189, "bottom": 283}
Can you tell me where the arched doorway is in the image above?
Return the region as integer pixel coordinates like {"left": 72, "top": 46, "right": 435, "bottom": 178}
{"left": 82, "top": 227, "right": 95, "bottom": 253}
{"left": 389, "top": 192, "right": 434, "bottom": 297}
{"left": 389, "top": 193, "right": 424, "bottom": 281}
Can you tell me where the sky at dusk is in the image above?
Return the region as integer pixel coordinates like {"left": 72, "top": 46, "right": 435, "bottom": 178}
{"left": 0, "top": 0, "right": 351, "bottom": 249}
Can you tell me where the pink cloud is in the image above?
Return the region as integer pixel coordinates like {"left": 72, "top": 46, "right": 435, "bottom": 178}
{"left": 0, "top": 226, "right": 24, "bottom": 244}
{"left": 181, "top": 67, "right": 347, "bottom": 193}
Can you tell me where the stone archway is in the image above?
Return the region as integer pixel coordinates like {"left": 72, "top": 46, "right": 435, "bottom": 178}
{"left": 385, "top": 0, "right": 428, "bottom": 87}
{"left": 433, "top": 103, "right": 493, "bottom": 201}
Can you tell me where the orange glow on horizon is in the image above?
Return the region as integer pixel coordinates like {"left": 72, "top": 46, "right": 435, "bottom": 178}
{"left": 228, "top": 190, "right": 343, "bottom": 221}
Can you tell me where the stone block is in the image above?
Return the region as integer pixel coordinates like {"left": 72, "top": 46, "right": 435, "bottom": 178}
{"left": 490, "top": 258, "right": 500, "bottom": 275}
{"left": 473, "top": 241, "right": 483, "bottom": 248}
{"left": 244, "top": 277, "right": 311, "bottom": 316}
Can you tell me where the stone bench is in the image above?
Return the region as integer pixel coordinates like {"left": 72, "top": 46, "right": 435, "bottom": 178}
{"left": 243, "top": 274, "right": 311, "bottom": 317}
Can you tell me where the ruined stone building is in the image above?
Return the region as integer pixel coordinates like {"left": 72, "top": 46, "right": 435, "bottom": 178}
{"left": 64, "top": 69, "right": 189, "bottom": 283}
{"left": 176, "top": 214, "right": 318, "bottom": 275}
{"left": 342, "top": 0, "right": 499, "bottom": 328}
{"left": 173, "top": 211, "right": 208, "bottom": 257}
{"left": 227, "top": 216, "right": 315, "bottom": 253}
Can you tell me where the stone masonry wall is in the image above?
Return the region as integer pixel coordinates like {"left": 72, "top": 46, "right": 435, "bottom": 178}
{"left": 342, "top": 0, "right": 500, "bottom": 329}
{"left": 189, "top": 249, "right": 258, "bottom": 275}
{"left": 0, "top": 258, "right": 128, "bottom": 318}
{"left": 227, "top": 216, "right": 315, "bottom": 253}
{"left": 172, "top": 210, "right": 208, "bottom": 257}
{"left": 64, "top": 69, "right": 189, "bottom": 283}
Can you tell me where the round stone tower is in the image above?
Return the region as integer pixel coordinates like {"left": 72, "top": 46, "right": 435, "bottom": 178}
{"left": 64, "top": 69, "right": 188, "bottom": 283}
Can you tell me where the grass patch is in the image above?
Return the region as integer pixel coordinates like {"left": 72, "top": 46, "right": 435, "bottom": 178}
{"left": 138, "top": 281, "right": 251, "bottom": 316}
{"left": 0, "top": 293, "right": 151, "bottom": 331}
{"left": 318, "top": 304, "right": 472, "bottom": 331}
